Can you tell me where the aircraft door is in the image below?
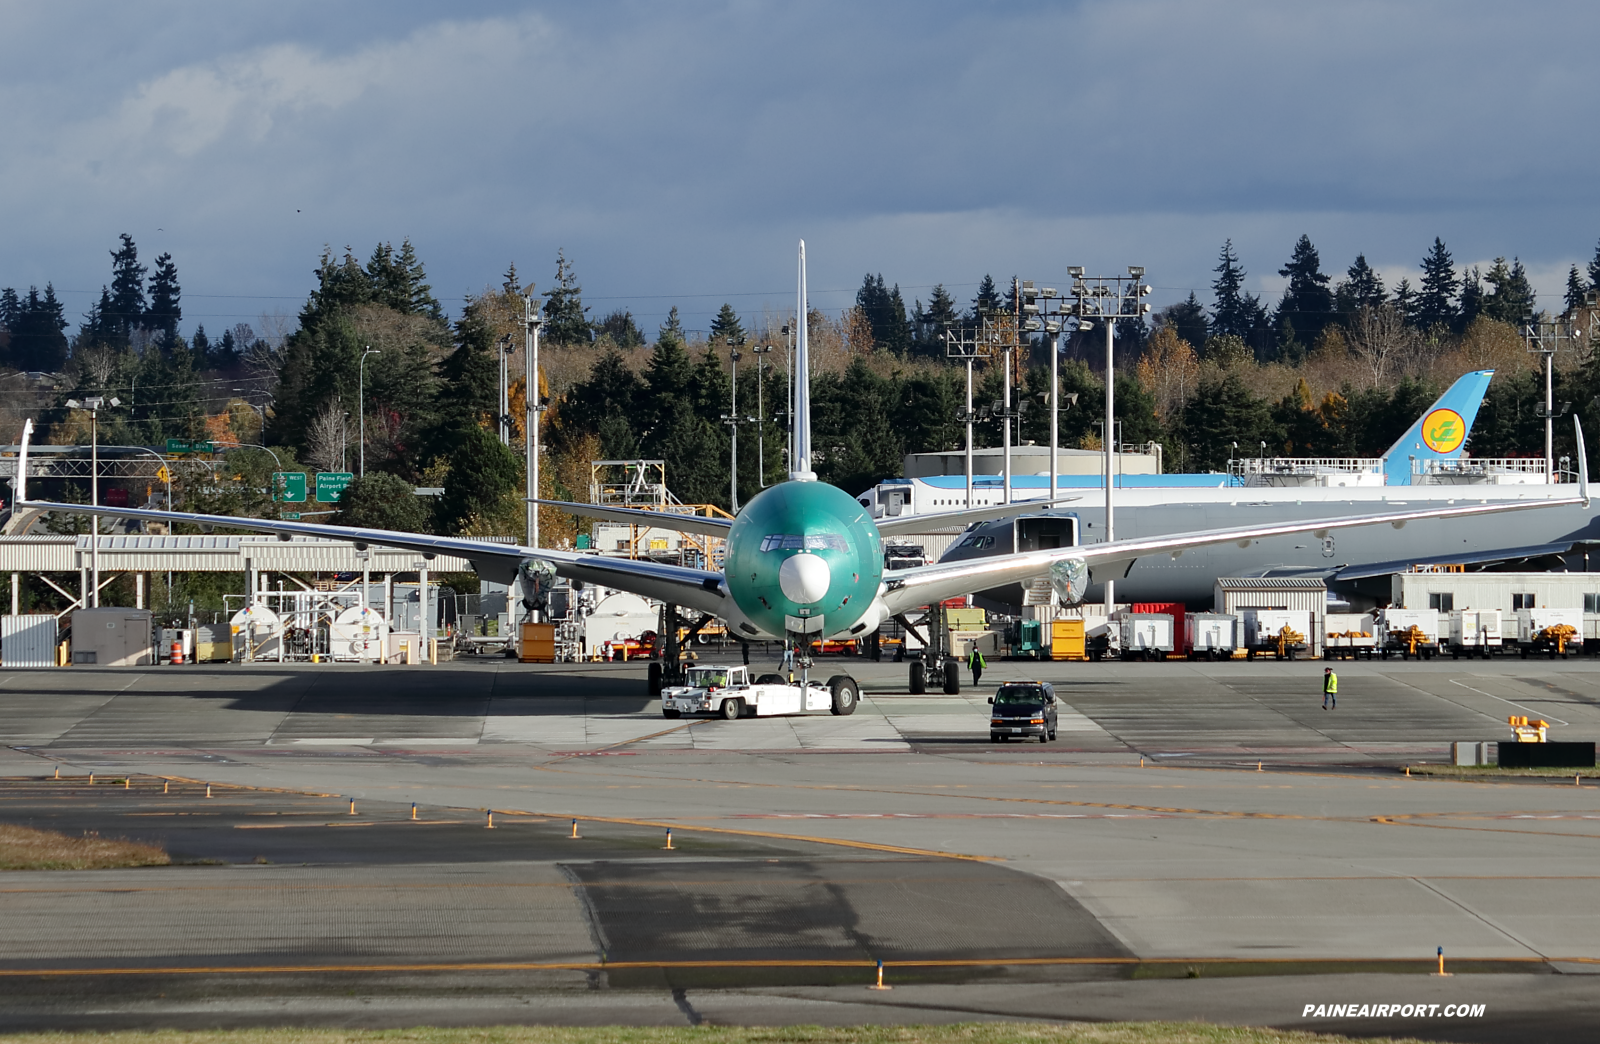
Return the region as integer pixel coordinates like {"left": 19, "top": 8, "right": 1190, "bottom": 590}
{"left": 1015, "top": 515, "right": 1077, "bottom": 553}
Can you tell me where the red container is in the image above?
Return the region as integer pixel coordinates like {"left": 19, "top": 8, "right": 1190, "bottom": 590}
{"left": 1132, "top": 602, "right": 1185, "bottom": 620}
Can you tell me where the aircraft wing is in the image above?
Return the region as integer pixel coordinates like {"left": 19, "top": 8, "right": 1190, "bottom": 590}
{"left": 880, "top": 482, "right": 1591, "bottom": 616}
{"left": 532, "top": 499, "right": 732, "bottom": 538}
{"left": 874, "top": 498, "right": 1080, "bottom": 537}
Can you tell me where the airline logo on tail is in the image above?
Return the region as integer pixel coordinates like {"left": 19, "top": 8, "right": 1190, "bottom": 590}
{"left": 1421, "top": 408, "right": 1466, "bottom": 454}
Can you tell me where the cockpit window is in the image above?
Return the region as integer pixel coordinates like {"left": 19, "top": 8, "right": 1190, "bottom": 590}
{"left": 761, "top": 533, "right": 849, "bottom": 552}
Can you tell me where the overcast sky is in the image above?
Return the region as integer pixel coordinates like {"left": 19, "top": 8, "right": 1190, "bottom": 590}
{"left": 3, "top": 0, "right": 1598, "bottom": 338}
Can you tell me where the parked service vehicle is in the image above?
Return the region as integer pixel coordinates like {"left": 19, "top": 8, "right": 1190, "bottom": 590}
{"left": 1377, "top": 608, "right": 1441, "bottom": 659}
{"left": 659, "top": 664, "right": 859, "bottom": 719}
{"left": 1445, "top": 609, "right": 1502, "bottom": 658}
{"left": 988, "top": 681, "right": 1059, "bottom": 743}
{"left": 1324, "top": 612, "right": 1377, "bottom": 660}
{"left": 1184, "top": 612, "right": 1238, "bottom": 660}
{"left": 1514, "top": 608, "right": 1583, "bottom": 658}
{"left": 1242, "top": 609, "right": 1310, "bottom": 660}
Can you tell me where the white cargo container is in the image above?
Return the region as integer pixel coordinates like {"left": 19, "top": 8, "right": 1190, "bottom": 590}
{"left": 1118, "top": 613, "right": 1175, "bottom": 661}
{"left": 1445, "top": 609, "right": 1502, "bottom": 657}
{"left": 1184, "top": 613, "right": 1238, "bottom": 660}
{"left": 1514, "top": 607, "right": 1583, "bottom": 657}
{"left": 1377, "top": 608, "right": 1442, "bottom": 658}
{"left": 1324, "top": 612, "right": 1377, "bottom": 659}
{"left": 1241, "top": 609, "right": 1313, "bottom": 660}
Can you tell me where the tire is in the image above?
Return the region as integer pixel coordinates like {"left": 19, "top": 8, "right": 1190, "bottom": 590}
{"left": 909, "top": 661, "right": 927, "bottom": 694}
{"left": 648, "top": 661, "right": 663, "bottom": 696}
{"left": 1038, "top": 731, "right": 1049, "bottom": 744}
{"left": 990, "top": 733, "right": 1000, "bottom": 743}
{"left": 828, "top": 674, "right": 859, "bottom": 716}
{"left": 720, "top": 697, "right": 743, "bottom": 720}
{"left": 662, "top": 708, "right": 681, "bottom": 719}
{"left": 942, "top": 661, "right": 960, "bottom": 694}
{"left": 1048, "top": 729, "right": 1057, "bottom": 740}
{"left": 755, "top": 673, "right": 784, "bottom": 685}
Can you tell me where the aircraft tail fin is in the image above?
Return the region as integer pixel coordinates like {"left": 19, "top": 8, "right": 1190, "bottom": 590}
{"left": 791, "top": 240, "right": 816, "bottom": 480}
{"left": 1382, "top": 368, "right": 1494, "bottom": 485}
{"left": 16, "top": 419, "right": 31, "bottom": 506}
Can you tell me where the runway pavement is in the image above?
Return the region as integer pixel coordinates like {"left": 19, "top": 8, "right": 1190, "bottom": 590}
{"left": 2, "top": 656, "right": 1600, "bottom": 1038}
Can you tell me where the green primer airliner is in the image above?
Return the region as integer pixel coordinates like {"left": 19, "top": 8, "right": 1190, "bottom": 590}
{"left": 14, "top": 243, "right": 1591, "bottom": 680}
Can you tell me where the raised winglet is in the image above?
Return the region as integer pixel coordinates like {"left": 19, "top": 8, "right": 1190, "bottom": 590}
{"left": 16, "top": 419, "right": 31, "bottom": 506}
{"left": 1577, "top": 415, "right": 1589, "bottom": 509}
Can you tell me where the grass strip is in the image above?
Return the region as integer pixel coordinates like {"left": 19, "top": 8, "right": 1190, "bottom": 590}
{"left": 0, "top": 823, "right": 169, "bottom": 870}
{"left": 0, "top": 1026, "right": 1433, "bottom": 1044}
{"left": 1407, "top": 765, "right": 1593, "bottom": 779}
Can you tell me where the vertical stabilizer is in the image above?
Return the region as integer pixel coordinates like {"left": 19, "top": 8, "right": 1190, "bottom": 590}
{"left": 1382, "top": 368, "right": 1495, "bottom": 485}
{"left": 792, "top": 241, "right": 816, "bottom": 480}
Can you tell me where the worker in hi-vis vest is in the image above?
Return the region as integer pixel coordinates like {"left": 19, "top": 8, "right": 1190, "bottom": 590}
{"left": 968, "top": 646, "right": 986, "bottom": 686}
{"left": 1323, "top": 667, "right": 1337, "bottom": 710}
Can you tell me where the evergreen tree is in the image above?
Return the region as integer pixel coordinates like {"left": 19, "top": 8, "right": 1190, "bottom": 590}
{"left": 192, "top": 324, "right": 210, "bottom": 366}
{"left": 0, "top": 288, "right": 19, "bottom": 333}
{"left": 969, "top": 275, "right": 1002, "bottom": 319}
{"left": 1334, "top": 254, "right": 1387, "bottom": 316}
{"left": 77, "top": 287, "right": 117, "bottom": 347}
{"left": 541, "top": 249, "right": 591, "bottom": 346}
{"left": 1157, "top": 293, "right": 1208, "bottom": 352}
{"left": 1458, "top": 267, "right": 1484, "bottom": 330}
{"left": 1179, "top": 369, "right": 1279, "bottom": 471}
{"left": 1482, "top": 257, "right": 1536, "bottom": 325}
{"left": 433, "top": 298, "right": 502, "bottom": 438}
{"left": 595, "top": 309, "right": 645, "bottom": 348}
{"left": 436, "top": 424, "right": 521, "bottom": 534}
{"left": 144, "top": 251, "right": 181, "bottom": 346}
{"left": 1567, "top": 265, "right": 1590, "bottom": 314}
{"left": 216, "top": 327, "right": 240, "bottom": 367}
{"left": 658, "top": 306, "right": 685, "bottom": 345}
{"left": 1210, "top": 240, "right": 1258, "bottom": 340}
{"left": 709, "top": 302, "right": 746, "bottom": 345}
{"left": 1274, "top": 234, "right": 1334, "bottom": 344}
{"left": 1391, "top": 278, "right": 1416, "bottom": 324}
{"left": 1413, "top": 237, "right": 1459, "bottom": 331}
{"left": 911, "top": 284, "right": 959, "bottom": 356}
{"left": 556, "top": 350, "right": 644, "bottom": 458}
{"left": 108, "top": 233, "right": 146, "bottom": 348}
{"left": 6, "top": 286, "right": 69, "bottom": 371}
{"left": 396, "top": 239, "right": 443, "bottom": 321}
{"left": 854, "top": 274, "right": 911, "bottom": 355}
{"left": 1589, "top": 239, "right": 1600, "bottom": 293}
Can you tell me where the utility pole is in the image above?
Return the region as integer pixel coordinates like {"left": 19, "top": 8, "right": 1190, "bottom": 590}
{"left": 497, "top": 335, "right": 512, "bottom": 446}
{"left": 1065, "top": 267, "right": 1152, "bottom": 615}
{"left": 524, "top": 295, "right": 543, "bottom": 548}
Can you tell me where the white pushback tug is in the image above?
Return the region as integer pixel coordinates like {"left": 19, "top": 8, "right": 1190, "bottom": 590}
{"left": 659, "top": 664, "right": 859, "bottom": 720}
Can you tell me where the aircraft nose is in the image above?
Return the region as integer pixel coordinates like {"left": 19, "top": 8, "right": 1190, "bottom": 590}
{"left": 778, "top": 553, "right": 831, "bottom": 604}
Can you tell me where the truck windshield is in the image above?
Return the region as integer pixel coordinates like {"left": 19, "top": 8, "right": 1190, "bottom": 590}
{"left": 994, "top": 686, "right": 1045, "bottom": 706}
{"left": 691, "top": 671, "right": 730, "bottom": 687}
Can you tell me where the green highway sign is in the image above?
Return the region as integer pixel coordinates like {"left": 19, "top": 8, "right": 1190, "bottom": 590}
{"left": 316, "top": 471, "right": 354, "bottom": 502}
{"left": 273, "top": 471, "right": 307, "bottom": 503}
{"left": 279, "top": 512, "right": 301, "bottom": 521}
{"left": 166, "top": 438, "right": 214, "bottom": 454}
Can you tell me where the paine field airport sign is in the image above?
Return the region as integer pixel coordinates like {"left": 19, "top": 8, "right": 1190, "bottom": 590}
{"left": 315, "top": 471, "right": 354, "bottom": 502}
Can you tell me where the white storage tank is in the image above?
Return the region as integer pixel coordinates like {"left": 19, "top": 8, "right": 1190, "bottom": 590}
{"left": 586, "top": 591, "right": 658, "bottom": 650}
{"left": 1241, "top": 609, "right": 1313, "bottom": 659}
{"left": 1325, "top": 612, "right": 1377, "bottom": 659}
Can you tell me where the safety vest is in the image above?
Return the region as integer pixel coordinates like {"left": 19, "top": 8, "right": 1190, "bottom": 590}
{"left": 1324, "top": 672, "right": 1338, "bottom": 694}
{"left": 969, "top": 649, "right": 986, "bottom": 669}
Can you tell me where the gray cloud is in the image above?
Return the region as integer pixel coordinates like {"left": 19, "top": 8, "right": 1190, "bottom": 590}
{"left": 2, "top": 0, "right": 1597, "bottom": 334}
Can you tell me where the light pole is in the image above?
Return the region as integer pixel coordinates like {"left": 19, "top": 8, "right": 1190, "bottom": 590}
{"left": 64, "top": 396, "right": 120, "bottom": 608}
{"left": 751, "top": 344, "right": 773, "bottom": 486}
{"left": 725, "top": 341, "right": 745, "bottom": 511}
{"left": 1526, "top": 320, "right": 1576, "bottom": 482}
{"left": 523, "top": 296, "right": 544, "bottom": 548}
{"left": 359, "top": 348, "right": 380, "bottom": 478}
{"left": 1065, "top": 266, "right": 1152, "bottom": 615}
{"left": 943, "top": 324, "right": 980, "bottom": 509}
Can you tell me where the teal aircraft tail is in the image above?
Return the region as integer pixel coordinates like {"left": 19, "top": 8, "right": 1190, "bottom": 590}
{"left": 1381, "top": 369, "right": 1494, "bottom": 485}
